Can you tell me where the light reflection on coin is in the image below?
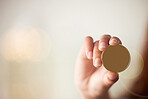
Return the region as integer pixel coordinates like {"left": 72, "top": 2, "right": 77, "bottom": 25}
{"left": 101, "top": 44, "right": 130, "bottom": 72}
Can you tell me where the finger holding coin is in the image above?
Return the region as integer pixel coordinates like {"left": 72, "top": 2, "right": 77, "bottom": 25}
{"left": 98, "top": 35, "right": 111, "bottom": 51}
{"left": 109, "top": 36, "right": 122, "bottom": 45}
{"left": 93, "top": 35, "right": 130, "bottom": 72}
{"left": 99, "top": 35, "right": 130, "bottom": 72}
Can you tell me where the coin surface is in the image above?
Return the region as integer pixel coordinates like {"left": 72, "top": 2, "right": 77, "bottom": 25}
{"left": 101, "top": 44, "right": 130, "bottom": 72}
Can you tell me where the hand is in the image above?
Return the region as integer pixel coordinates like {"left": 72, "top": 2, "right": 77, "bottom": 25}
{"left": 75, "top": 35, "right": 122, "bottom": 99}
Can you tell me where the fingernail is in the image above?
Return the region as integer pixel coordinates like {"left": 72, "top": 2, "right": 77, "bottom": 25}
{"left": 94, "top": 58, "right": 101, "bottom": 67}
{"left": 99, "top": 42, "right": 107, "bottom": 50}
{"left": 108, "top": 73, "right": 118, "bottom": 81}
{"left": 87, "top": 51, "right": 93, "bottom": 59}
{"left": 111, "top": 39, "right": 118, "bottom": 43}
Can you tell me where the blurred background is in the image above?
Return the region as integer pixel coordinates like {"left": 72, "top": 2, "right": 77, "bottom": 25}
{"left": 0, "top": 0, "right": 147, "bottom": 99}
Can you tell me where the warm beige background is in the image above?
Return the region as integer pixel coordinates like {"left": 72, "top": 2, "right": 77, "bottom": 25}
{"left": 0, "top": 0, "right": 147, "bottom": 99}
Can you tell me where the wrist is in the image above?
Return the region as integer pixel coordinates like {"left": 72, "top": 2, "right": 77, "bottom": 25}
{"left": 83, "top": 92, "right": 110, "bottom": 99}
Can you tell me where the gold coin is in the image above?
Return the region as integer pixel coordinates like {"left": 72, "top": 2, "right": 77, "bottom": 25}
{"left": 101, "top": 44, "right": 130, "bottom": 72}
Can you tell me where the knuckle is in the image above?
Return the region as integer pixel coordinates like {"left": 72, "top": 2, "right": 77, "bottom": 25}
{"left": 85, "top": 36, "right": 93, "bottom": 41}
{"left": 112, "top": 36, "right": 119, "bottom": 40}
{"left": 100, "top": 34, "right": 111, "bottom": 39}
{"left": 111, "top": 36, "right": 122, "bottom": 44}
{"left": 94, "top": 41, "right": 99, "bottom": 46}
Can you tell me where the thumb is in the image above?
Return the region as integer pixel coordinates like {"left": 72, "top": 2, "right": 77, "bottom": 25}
{"left": 103, "top": 71, "right": 119, "bottom": 89}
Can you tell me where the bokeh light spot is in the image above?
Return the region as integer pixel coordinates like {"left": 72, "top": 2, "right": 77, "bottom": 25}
{"left": 0, "top": 27, "right": 51, "bottom": 62}
{"left": 120, "top": 49, "right": 144, "bottom": 79}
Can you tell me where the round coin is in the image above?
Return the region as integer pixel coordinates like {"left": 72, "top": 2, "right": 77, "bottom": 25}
{"left": 101, "top": 44, "right": 130, "bottom": 72}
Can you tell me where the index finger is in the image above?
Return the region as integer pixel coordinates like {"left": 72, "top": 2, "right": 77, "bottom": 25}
{"left": 98, "top": 35, "right": 111, "bottom": 51}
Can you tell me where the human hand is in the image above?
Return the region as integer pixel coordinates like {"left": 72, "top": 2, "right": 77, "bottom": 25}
{"left": 75, "top": 35, "right": 122, "bottom": 99}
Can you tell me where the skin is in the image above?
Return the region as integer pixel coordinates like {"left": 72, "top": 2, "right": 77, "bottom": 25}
{"left": 75, "top": 34, "right": 122, "bottom": 99}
